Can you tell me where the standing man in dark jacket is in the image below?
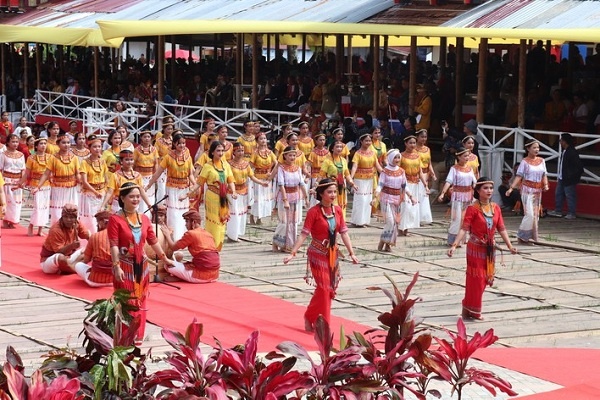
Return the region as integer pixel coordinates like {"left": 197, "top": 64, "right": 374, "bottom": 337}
{"left": 548, "top": 133, "right": 584, "bottom": 219}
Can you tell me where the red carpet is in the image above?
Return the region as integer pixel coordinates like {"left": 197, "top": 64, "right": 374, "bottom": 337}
{"left": 518, "top": 383, "right": 600, "bottom": 400}
{"left": 0, "top": 225, "right": 371, "bottom": 351}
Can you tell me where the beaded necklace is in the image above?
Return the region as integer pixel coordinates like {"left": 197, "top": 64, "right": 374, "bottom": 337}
{"left": 87, "top": 157, "right": 103, "bottom": 173}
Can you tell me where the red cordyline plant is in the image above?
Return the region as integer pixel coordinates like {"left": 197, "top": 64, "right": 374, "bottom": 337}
{"left": 429, "top": 319, "right": 518, "bottom": 400}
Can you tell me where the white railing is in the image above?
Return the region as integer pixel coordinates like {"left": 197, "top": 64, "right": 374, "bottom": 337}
{"left": 23, "top": 90, "right": 302, "bottom": 141}
{"left": 478, "top": 125, "right": 599, "bottom": 184}
{"left": 0, "top": 95, "right": 5, "bottom": 112}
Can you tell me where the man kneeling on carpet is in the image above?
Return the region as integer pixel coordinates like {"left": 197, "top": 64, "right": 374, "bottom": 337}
{"left": 159, "top": 210, "right": 220, "bottom": 283}
{"left": 40, "top": 204, "right": 90, "bottom": 274}
{"left": 71, "top": 211, "right": 112, "bottom": 287}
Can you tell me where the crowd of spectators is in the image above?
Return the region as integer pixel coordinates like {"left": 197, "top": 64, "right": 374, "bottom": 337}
{"left": 3, "top": 41, "right": 600, "bottom": 146}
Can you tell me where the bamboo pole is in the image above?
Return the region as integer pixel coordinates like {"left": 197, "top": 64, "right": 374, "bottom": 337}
{"left": 1, "top": 44, "right": 5, "bottom": 96}
{"left": 36, "top": 44, "right": 41, "bottom": 92}
{"left": 23, "top": 43, "right": 28, "bottom": 100}
{"left": 157, "top": 36, "right": 165, "bottom": 103}
{"left": 94, "top": 47, "right": 99, "bottom": 97}
{"left": 518, "top": 39, "right": 526, "bottom": 129}
{"left": 302, "top": 34, "right": 306, "bottom": 64}
{"left": 170, "top": 36, "right": 176, "bottom": 93}
{"left": 476, "top": 38, "right": 488, "bottom": 123}
{"left": 373, "top": 35, "right": 380, "bottom": 117}
{"left": 454, "top": 37, "right": 464, "bottom": 127}
{"left": 439, "top": 36, "right": 447, "bottom": 77}
{"left": 252, "top": 33, "right": 260, "bottom": 109}
{"left": 408, "top": 36, "right": 417, "bottom": 115}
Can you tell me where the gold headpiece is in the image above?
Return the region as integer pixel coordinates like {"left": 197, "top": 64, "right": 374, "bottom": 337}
{"left": 524, "top": 139, "right": 539, "bottom": 148}
{"left": 475, "top": 180, "right": 495, "bottom": 186}
{"left": 403, "top": 135, "right": 417, "bottom": 142}
{"left": 456, "top": 148, "right": 470, "bottom": 156}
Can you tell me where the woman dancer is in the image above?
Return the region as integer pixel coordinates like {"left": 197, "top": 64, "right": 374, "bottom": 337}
{"left": 350, "top": 133, "right": 382, "bottom": 227}
{"left": 398, "top": 135, "right": 428, "bottom": 236}
{"left": 319, "top": 141, "right": 357, "bottom": 220}
{"left": 308, "top": 132, "right": 330, "bottom": 207}
{"left": 71, "top": 132, "right": 90, "bottom": 161}
{"left": 278, "top": 132, "right": 310, "bottom": 222}
{"left": 237, "top": 120, "right": 257, "bottom": 160}
{"left": 373, "top": 149, "right": 415, "bottom": 252}
{"left": 0, "top": 134, "right": 26, "bottom": 228}
{"left": 331, "top": 127, "right": 350, "bottom": 160}
{"left": 272, "top": 146, "right": 309, "bottom": 252}
{"left": 183, "top": 141, "right": 236, "bottom": 250}
{"left": 448, "top": 178, "right": 517, "bottom": 320}
{"left": 462, "top": 136, "right": 480, "bottom": 180}
{"left": 154, "top": 123, "right": 175, "bottom": 201}
{"left": 79, "top": 135, "right": 108, "bottom": 234}
{"left": 108, "top": 182, "right": 174, "bottom": 346}
{"left": 194, "top": 117, "right": 216, "bottom": 161}
{"left": 133, "top": 130, "right": 159, "bottom": 206}
{"left": 216, "top": 124, "right": 234, "bottom": 161}
{"left": 44, "top": 121, "right": 60, "bottom": 155}
{"left": 283, "top": 178, "right": 359, "bottom": 331}
{"left": 145, "top": 133, "right": 195, "bottom": 241}
{"left": 274, "top": 124, "right": 293, "bottom": 158}
{"left": 102, "top": 129, "right": 123, "bottom": 173}
{"left": 227, "top": 142, "right": 268, "bottom": 241}
{"left": 33, "top": 133, "right": 80, "bottom": 226}
{"left": 297, "top": 121, "right": 314, "bottom": 159}
{"left": 17, "top": 138, "right": 50, "bottom": 236}
{"left": 370, "top": 126, "right": 387, "bottom": 167}
{"left": 250, "top": 131, "right": 277, "bottom": 225}
{"left": 438, "top": 147, "right": 477, "bottom": 246}
{"left": 506, "top": 140, "right": 548, "bottom": 243}
{"left": 416, "top": 129, "right": 436, "bottom": 224}
{"left": 102, "top": 149, "right": 152, "bottom": 213}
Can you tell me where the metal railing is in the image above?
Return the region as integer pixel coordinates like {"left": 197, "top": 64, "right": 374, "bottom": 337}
{"left": 22, "top": 91, "right": 600, "bottom": 185}
{"left": 478, "top": 124, "right": 599, "bottom": 184}
{"left": 23, "top": 90, "right": 302, "bottom": 141}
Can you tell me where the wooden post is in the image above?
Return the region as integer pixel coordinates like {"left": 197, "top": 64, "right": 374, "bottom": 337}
{"left": 58, "top": 45, "right": 64, "bottom": 87}
{"left": 23, "top": 43, "right": 28, "bottom": 100}
{"left": 373, "top": 35, "right": 380, "bottom": 117}
{"left": 94, "top": 47, "right": 99, "bottom": 97}
{"left": 214, "top": 34, "right": 218, "bottom": 61}
{"left": 518, "top": 39, "right": 526, "bottom": 129}
{"left": 111, "top": 47, "right": 116, "bottom": 80}
{"left": 347, "top": 35, "right": 353, "bottom": 75}
{"left": 454, "top": 37, "right": 464, "bottom": 127}
{"left": 476, "top": 38, "right": 488, "bottom": 123}
{"left": 1, "top": 44, "right": 5, "bottom": 96}
{"left": 321, "top": 34, "right": 325, "bottom": 56}
{"left": 336, "top": 34, "right": 344, "bottom": 82}
{"left": 170, "top": 36, "right": 176, "bottom": 93}
{"left": 235, "top": 33, "right": 243, "bottom": 108}
{"left": 145, "top": 40, "right": 151, "bottom": 64}
{"left": 266, "top": 34, "right": 271, "bottom": 62}
{"left": 383, "top": 35, "right": 388, "bottom": 61}
{"left": 157, "top": 36, "right": 165, "bottom": 103}
{"left": 252, "top": 33, "right": 260, "bottom": 109}
{"left": 302, "top": 34, "right": 307, "bottom": 64}
{"left": 409, "top": 36, "right": 417, "bottom": 115}
{"left": 275, "top": 34, "right": 280, "bottom": 62}
{"left": 36, "top": 44, "right": 41, "bottom": 91}
{"left": 439, "top": 36, "right": 447, "bottom": 77}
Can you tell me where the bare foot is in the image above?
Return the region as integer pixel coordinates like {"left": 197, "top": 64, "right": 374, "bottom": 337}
{"left": 256, "top": 218, "right": 262, "bottom": 225}
{"left": 27, "top": 225, "right": 34, "bottom": 237}
{"left": 384, "top": 244, "right": 392, "bottom": 252}
{"left": 377, "top": 241, "right": 384, "bottom": 251}
{"left": 272, "top": 244, "right": 280, "bottom": 253}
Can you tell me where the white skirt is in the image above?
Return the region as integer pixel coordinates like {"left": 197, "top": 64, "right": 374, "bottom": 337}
{"left": 50, "top": 186, "right": 79, "bottom": 226}
{"left": 142, "top": 175, "right": 156, "bottom": 206}
{"left": 418, "top": 181, "right": 433, "bottom": 224}
{"left": 447, "top": 200, "right": 470, "bottom": 245}
{"left": 399, "top": 182, "right": 420, "bottom": 231}
{"left": 3, "top": 178, "right": 23, "bottom": 224}
{"left": 251, "top": 180, "right": 274, "bottom": 219}
{"left": 30, "top": 186, "right": 50, "bottom": 227}
{"left": 166, "top": 186, "right": 189, "bottom": 241}
{"left": 350, "top": 178, "right": 373, "bottom": 226}
{"left": 155, "top": 171, "right": 167, "bottom": 203}
{"left": 226, "top": 192, "right": 248, "bottom": 241}
{"left": 79, "top": 191, "right": 104, "bottom": 234}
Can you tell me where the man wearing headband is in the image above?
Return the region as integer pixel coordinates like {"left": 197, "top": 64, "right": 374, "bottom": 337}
{"left": 71, "top": 211, "right": 113, "bottom": 287}
{"left": 159, "top": 210, "right": 221, "bottom": 283}
{"left": 40, "top": 204, "right": 90, "bottom": 275}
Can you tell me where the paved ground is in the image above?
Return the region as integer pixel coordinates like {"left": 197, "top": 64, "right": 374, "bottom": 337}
{"left": 1, "top": 196, "right": 599, "bottom": 398}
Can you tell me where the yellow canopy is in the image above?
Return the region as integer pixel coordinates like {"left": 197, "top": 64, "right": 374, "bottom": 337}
{"left": 97, "top": 19, "right": 600, "bottom": 44}
{"left": 0, "top": 25, "right": 123, "bottom": 47}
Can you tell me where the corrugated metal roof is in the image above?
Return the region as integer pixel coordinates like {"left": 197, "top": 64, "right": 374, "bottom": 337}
{"left": 364, "top": 0, "right": 474, "bottom": 27}
{"left": 4, "top": 0, "right": 395, "bottom": 28}
{"left": 443, "top": 0, "right": 600, "bottom": 30}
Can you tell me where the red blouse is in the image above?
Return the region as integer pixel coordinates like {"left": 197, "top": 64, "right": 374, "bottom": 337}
{"left": 107, "top": 213, "right": 158, "bottom": 264}
{"left": 301, "top": 205, "right": 348, "bottom": 242}
{"left": 461, "top": 203, "right": 505, "bottom": 242}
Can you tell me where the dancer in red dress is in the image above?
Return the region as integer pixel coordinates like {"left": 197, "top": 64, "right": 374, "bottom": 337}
{"left": 284, "top": 178, "right": 359, "bottom": 331}
{"left": 447, "top": 177, "right": 517, "bottom": 320}
{"left": 107, "top": 182, "right": 174, "bottom": 345}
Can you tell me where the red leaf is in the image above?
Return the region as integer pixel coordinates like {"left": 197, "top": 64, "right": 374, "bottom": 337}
{"left": 185, "top": 318, "right": 204, "bottom": 350}
{"left": 3, "top": 362, "right": 26, "bottom": 399}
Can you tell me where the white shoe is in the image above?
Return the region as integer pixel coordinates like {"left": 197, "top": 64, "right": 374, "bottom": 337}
{"left": 565, "top": 214, "right": 576, "bottom": 220}
{"left": 547, "top": 210, "right": 563, "bottom": 218}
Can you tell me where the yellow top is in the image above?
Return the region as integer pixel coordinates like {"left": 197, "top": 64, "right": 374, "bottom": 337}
{"left": 198, "top": 160, "right": 234, "bottom": 189}
{"left": 370, "top": 140, "right": 387, "bottom": 165}
{"left": 297, "top": 136, "right": 314, "bottom": 158}
{"left": 46, "top": 153, "right": 80, "bottom": 188}
{"left": 229, "top": 159, "right": 254, "bottom": 195}
{"left": 417, "top": 145, "right": 432, "bottom": 171}
{"left": 133, "top": 145, "right": 159, "bottom": 176}
{"left": 278, "top": 149, "right": 307, "bottom": 170}
{"left": 400, "top": 151, "right": 424, "bottom": 182}
{"left": 155, "top": 136, "right": 173, "bottom": 158}
{"left": 274, "top": 139, "right": 287, "bottom": 156}
{"left": 102, "top": 147, "right": 120, "bottom": 169}
{"left": 45, "top": 139, "right": 59, "bottom": 155}
{"left": 160, "top": 151, "right": 195, "bottom": 188}
{"left": 237, "top": 135, "right": 257, "bottom": 159}
{"left": 195, "top": 152, "right": 210, "bottom": 169}
{"left": 108, "top": 170, "right": 144, "bottom": 197}
{"left": 26, "top": 153, "right": 51, "bottom": 187}
{"left": 80, "top": 158, "right": 108, "bottom": 193}
{"left": 250, "top": 149, "right": 277, "bottom": 179}
{"left": 465, "top": 153, "right": 480, "bottom": 178}
{"left": 319, "top": 155, "right": 350, "bottom": 180}
{"left": 308, "top": 148, "right": 330, "bottom": 178}
{"left": 351, "top": 149, "right": 377, "bottom": 180}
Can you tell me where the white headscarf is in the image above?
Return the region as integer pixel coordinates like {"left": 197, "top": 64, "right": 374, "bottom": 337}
{"left": 386, "top": 149, "right": 401, "bottom": 171}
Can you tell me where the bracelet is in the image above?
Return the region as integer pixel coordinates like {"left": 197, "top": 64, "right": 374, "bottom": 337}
{"left": 291, "top": 251, "right": 296, "bottom": 256}
{"left": 112, "top": 261, "right": 120, "bottom": 268}
{"left": 451, "top": 243, "right": 457, "bottom": 248}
